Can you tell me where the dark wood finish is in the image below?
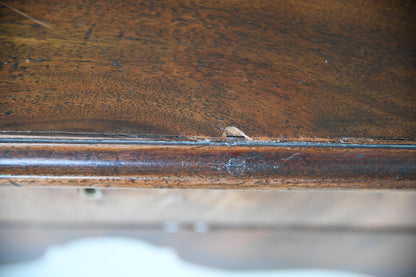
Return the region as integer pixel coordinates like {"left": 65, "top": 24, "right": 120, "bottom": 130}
{"left": 1, "top": 138, "right": 415, "bottom": 189}
{"left": 1, "top": 2, "right": 415, "bottom": 276}
{"left": 1, "top": 1, "right": 415, "bottom": 274}
{"left": 1, "top": 0, "right": 415, "bottom": 139}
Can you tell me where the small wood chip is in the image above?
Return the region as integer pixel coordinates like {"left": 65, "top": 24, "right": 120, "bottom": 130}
{"left": 222, "top": 126, "right": 252, "bottom": 141}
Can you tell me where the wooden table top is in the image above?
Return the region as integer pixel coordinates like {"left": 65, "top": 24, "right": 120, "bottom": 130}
{"left": 1, "top": 0, "right": 415, "bottom": 140}
{"left": 1, "top": 2, "right": 415, "bottom": 274}
{"left": 0, "top": 0, "right": 415, "bottom": 190}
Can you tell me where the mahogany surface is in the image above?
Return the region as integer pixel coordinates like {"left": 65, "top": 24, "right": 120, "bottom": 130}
{"left": 0, "top": 139, "right": 415, "bottom": 189}
{"left": 1, "top": 1, "right": 416, "bottom": 275}
{"left": 0, "top": 0, "right": 415, "bottom": 139}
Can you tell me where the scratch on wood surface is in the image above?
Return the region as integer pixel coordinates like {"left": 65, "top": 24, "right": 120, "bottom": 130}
{"left": 273, "top": 153, "right": 301, "bottom": 169}
{"left": 0, "top": 1, "right": 53, "bottom": 29}
{"left": 282, "top": 152, "right": 300, "bottom": 162}
{"left": 222, "top": 126, "right": 252, "bottom": 141}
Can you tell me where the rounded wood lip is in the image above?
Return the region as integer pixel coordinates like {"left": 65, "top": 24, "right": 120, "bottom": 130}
{"left": 0, "top": 134, "right": 415, "bottom": 190}
{"left": 0, "top": 134, "right": 415, "bottom": 149}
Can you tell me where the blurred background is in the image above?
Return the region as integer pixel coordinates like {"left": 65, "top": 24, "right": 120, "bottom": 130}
{"left": 0, "top": 236, "right": 371, "bottom": 277}
{"left": 1, "top": 188, "right": 415, "bottom": 277}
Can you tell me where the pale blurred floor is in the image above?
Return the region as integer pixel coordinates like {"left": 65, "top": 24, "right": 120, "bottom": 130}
{"left": 1, "top": 188, "right": 415, "bottom": 276}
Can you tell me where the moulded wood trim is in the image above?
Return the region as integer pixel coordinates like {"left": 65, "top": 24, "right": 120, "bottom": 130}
{"left": 0, "top": 136, "right": 415, "bottom": 190}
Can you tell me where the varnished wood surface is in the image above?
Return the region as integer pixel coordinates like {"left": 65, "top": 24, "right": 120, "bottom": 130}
{"left": 1, "top": 138, "right": 415, "bottom": 189}
{"left": 1, "top": 0, "right": 415, "bottom": 139}
{"left": 1, "top": 2, "right": 415, "bottom": 273}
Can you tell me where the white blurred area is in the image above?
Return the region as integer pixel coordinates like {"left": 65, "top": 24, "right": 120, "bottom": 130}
{"left": 0, "top": 237, "right": 371, "bottom": 277}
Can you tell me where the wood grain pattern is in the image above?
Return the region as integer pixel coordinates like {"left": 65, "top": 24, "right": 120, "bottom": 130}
{"left": 1, "top": 139, "right": 415, "bottom": 189}
{"left": 1, "top": 0, "right": 415, "bottom": 139}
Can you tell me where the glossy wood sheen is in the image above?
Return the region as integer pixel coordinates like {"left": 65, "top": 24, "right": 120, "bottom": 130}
{"left": 1, "top": 0, "right": 415, "bottom": 139}
{"left": 1, "top": 140, "right": 415, "bottom": 189}
{"left": 2, "top": 2, "right": 416, "bottom": 274}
